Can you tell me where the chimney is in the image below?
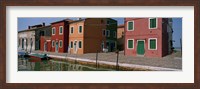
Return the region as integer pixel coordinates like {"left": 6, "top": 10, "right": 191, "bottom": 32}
{"left": 42, "top": 22, "right": 45, "bottom": 26}
{"left": 28, "top": 26, "right": 31, "bottom": 29}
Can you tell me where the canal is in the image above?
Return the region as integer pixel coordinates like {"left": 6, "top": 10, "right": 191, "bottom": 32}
{"left": 18, "top": 57, "right": 114, "bottom": 71}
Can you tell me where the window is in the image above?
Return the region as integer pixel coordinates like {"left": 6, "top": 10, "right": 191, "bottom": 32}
{"left": 70, "top": 41, "right": 73, "bottom": 48}
{"left": 148, "top": 38, "right": 157, "bottom": 50}
{"left": 59, "top": 26, "right": 63, "bottom": 34}
{"left": 127, "top": 21, "right": 134, "bottom": 31}
{"left": 78, "top": 26, "right": 82, "bottom": 33}
{"left": 59, "top": 40, "right": 62, "bottom": 48}
{"left": 127, "top": 39, "right": 134, "bottom": 49}
{"left": 106, "top": 42, "right": 109, "bottom": 48}
{"left": 107, "top": 21, "right": 110, "bottom": 24}
{"left": 102, "top": 29, "right": 106, "bottom": 36}
{"left": 52, "top": 40, "right": 55, "bottom": 47}
{"left": 149, "top": 18, "right": 157, "bottom": 29}
{"left": 106, "top": 30, "right": 110, "bottom": 37}
{"left": 78, "top": 41, "right": 82, "bottom": 48}
{"left": 113, "top": 31, "right": 116, "bottom": 38}
{"left": 52, "top": 27, "right": 55, "bottom": 35}
{"left": 70, "top": 27, "right": 74, "bottom": 34}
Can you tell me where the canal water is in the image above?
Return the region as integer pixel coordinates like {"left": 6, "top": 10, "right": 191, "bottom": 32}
{"left": 18, "top": 58, "right": 114, "bottom": 71}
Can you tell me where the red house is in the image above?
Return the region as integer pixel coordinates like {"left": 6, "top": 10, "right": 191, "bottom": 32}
{"left": 49, "top": 19, "right": 72, "bottom": 53}
{"left": 124, "top": 18, "right": 173, "bottom": 57}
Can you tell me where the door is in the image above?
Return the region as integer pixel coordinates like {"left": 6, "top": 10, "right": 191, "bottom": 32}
{"left": 137, "top": 40, "right": 145, "bottom": 55}
{"left": 44, "top": 42, "right": 47, "bottom": 52}
{"left": 22, "top": 39, "right": 24, "bottom": 50}
{"left": 74, "top": 41, "right": 77, "bottom": 54}
{"left": 55, "top": 42, "right": 59, "bottom": 53}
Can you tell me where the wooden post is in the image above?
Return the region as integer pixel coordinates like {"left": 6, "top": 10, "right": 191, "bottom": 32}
{"left": 96, "top": 50, "right": 98, "bottom": 69}
{"left": 180, "top": 38, "right": 182, "bottom": 54}
{"left": 116, "top": 50, "right": 119, "bottom": 71}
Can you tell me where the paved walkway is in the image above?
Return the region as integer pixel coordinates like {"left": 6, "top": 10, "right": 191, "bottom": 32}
{"left": 29, "top": 50, "right": 182, "bottom": 70}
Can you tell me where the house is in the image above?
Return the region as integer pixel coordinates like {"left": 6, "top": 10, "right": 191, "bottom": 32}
{"left": 124, "top": 18, "right": 173, "bottom": 57}
{"left": 50, "top": 19, "right": 73, "bottom": 53}
{"left": 34, "top": 23, "right": 52, "bottom": 50}
{"left": 18, "top": 23, "right": 46, "bottom": 52}
{"left": 68, "top": 18, "right": 117, "bottom": 54}
{"left": 117, "top": 24, "right": 125, "bottom": 51}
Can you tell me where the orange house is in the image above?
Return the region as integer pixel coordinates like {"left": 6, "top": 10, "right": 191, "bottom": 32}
{"left": 68, "top": 18, "right": 117, "bottom": 54}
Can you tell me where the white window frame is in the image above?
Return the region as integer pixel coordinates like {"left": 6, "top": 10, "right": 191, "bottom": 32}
{"left": 52, "top": 27, "right": 56, "bottom": 35}
{"left": 149, "top": 18, "right": 158, "bottom": 29}
{"left": 59, "top": 40, "right": 63, "bottom": 48}
{"left": 70, "top": 26, "right": 74, "bottom": 34}
{"left": 70, "top": 41, "right": 73, "bottom": 48}
{"left": 148, "top": 38, "right": 157, "bottom": 50}
{"left": 113, "top": 31, "right": 116, "bottom": 38}
{"left": 78, "top": 25, "right": 83, "bottom": 34}
{"left": 127, "top": 39, "right": 134, "bottom": 49}
{"left": 127, "top": 21, "right": 134, "bottom": 31}
{"left": 106, "top": 30, "right": 110, "bottom": 37}
{"left": 78, "top": 40, "right": 82, "bottom": 48}
{"left": 59, "top": 26, "right": 63, "bottom": 35}
{"left": 52, "top": 40, "right": 55, "bottom": 47}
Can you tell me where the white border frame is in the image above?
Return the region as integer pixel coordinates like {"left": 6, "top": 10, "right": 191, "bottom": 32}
{"left": 148, "top": 38, "right": 157, "bottom": 50}
{"left": 7, "top": 6, "right": 194, "bottom": 83}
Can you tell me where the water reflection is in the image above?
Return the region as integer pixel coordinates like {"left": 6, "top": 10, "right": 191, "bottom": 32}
{"left": 18, "top": 58, "right": 112, "bottom": 71}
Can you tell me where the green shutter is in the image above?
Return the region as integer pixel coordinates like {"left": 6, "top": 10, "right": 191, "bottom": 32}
{"left": 79, "top": 41, "right": 82, "bottom": 48}
{"left": 150, "top": 18, "right": 156, "bottom": 28}
{"left": 79, "top": 26, "right": 82, "bottom": 33}
{"left": 128, "top": 40, "right": 133, "bottom": 48}
{"left": 128, "top": 22, "right": 133, "bottom": 30}
{"left": 150, "top": 39, "right": 156, "bottom": 49}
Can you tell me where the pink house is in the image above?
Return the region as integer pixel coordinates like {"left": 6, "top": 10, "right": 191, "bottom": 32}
{"left": 124, "top": 18, "right": 173, "bottom": 57}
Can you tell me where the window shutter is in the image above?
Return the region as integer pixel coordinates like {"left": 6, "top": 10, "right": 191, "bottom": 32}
{"left": 128, "top": 22, "right": 133, "bottom": 30}
{"left": 128, "top": 40, "right": 133, "bottom": 48}
{"left": 150, "top": 39, "right": 156, "bottom": 49}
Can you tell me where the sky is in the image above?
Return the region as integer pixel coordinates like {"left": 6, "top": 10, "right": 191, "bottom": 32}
{"left": 18, "top": 18, "right": 182, "bottom": 47}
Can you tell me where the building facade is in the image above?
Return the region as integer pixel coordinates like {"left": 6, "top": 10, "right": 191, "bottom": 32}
{"left": 117, "top": 24, "right": 125, "bottom": 51}
{"left": 50, "top": 19, "right": 71, "bottom": 53}
{"left": 18, "top": 30, "right": 35, "bottom": 52}
{"left": 124, "top": 18, "right": 173, "bottom": 57}
{"left": 69, "top": 18, "right": 117, "bottom": 54}
{"left": 18, "top": 24, "right": 46, "bottom": 52}
{"left": 35, "top": 24, "right": 51, "bottom": 50}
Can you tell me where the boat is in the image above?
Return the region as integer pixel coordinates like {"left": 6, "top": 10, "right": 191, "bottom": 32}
{"left": 28, "top": 53, "right": 51, "bottom": 62}
{"left": 18, "top": 51, "right": 30, "bottom": 59}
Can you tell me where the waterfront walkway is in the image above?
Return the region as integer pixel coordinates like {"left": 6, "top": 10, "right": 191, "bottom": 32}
{"left": 29, "top": 50, "right": 182, "bottom": 71}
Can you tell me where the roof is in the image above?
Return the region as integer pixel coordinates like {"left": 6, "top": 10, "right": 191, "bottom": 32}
{"left": 51, "top": 19, "right": 74, "bottom": 24}
{"left": 18, "top": 25, "right": 51, "bottom": 33}
{"left": 118, "top": 24, "right": 124, "bottom": 28}
{"left": 69, "top": 18, "right": 86, "bottom": 24}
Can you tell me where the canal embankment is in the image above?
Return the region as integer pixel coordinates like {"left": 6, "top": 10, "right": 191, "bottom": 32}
{"left": 30, "top": 51, "right": 182, "bottom": 71}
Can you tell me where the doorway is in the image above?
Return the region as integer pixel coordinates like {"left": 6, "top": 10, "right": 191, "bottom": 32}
{"left": 137, "top": 40, "right": 145, "bottom": 55}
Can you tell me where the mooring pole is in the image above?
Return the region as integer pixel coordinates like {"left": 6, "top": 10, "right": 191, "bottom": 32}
{"left": 180, "top": 38, "right": 182, "bottom": 54}
{"left": 116, "top": 50, "right": 119, "bottom": 71}
{"left": 96, "top": 50, "right": 98, "bottom": 69}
